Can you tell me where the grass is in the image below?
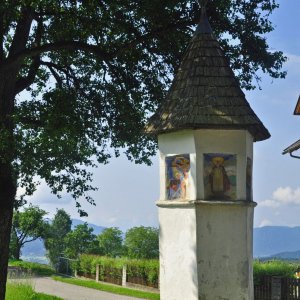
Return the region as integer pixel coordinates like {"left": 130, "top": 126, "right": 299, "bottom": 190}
{"left": 8, "top": 260, "right": 55, "bottom": 276}
{"left": 6, "top": 281, "right": 62, "bottom": 300}
{"left": 52, "top": 276, "right": 160, "bottom": 300}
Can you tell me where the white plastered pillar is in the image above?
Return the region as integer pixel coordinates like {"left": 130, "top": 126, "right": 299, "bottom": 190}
{"left": 157, "top": 129, "right": 255, "bottom": 300}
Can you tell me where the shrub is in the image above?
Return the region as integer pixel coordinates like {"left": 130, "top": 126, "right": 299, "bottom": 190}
{"left": 77, "top": 254, "right": 159, "bottom": 287}
{"left": 253, "top": 260, "right": 297, "bottom": 284}
{"left": 126, "top": 259, "right": 159, "bottom": 286}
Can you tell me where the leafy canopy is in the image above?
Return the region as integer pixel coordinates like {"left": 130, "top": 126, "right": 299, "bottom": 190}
{"left": 97, "top": 227, "right": 124, "bottom": 257}
{"left": 124, "top": 226, "right": 159, "bottom": 259}
{"left": 64, "top": 223, "right": 98, "bottom": 258}
{"left": 9, "top": 204, "right": 48, "bottom": 260}
{"left": 0, "top": 0, "right": 285, "bottom": 212}
{"left": 44, "top": 209, "right": 72, "bottom": 266}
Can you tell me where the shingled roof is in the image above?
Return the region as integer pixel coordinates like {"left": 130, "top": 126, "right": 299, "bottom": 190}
{"left": 146, "top": 9, "right": 270, "bottom": 142}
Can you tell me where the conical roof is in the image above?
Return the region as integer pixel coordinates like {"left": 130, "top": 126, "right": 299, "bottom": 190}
{"left": 146, "top": 10, "right": 270, "bottom": 142}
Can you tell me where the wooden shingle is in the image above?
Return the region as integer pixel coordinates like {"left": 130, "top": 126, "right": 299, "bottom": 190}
{"left": 146, "top": 10, "right": 270, "bottom": 142}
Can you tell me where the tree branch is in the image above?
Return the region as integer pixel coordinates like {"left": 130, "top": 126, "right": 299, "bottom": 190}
{"left": 0, "top": 17, "right": 194, "bottom": 73}
{"left": 113, "top": 19, "right": 195, "bottom": 56}
{"left": 8, "top": 7, "right": 34, "bottom": 57}
{"left": 23, "top": 237, "right": 38, "bottom": 244}
{"left": 1, "top": 41, "right": 112, "bottom": 72}
{"left": 47, "top": 64, "right": 63, "bottom": 88}
{"left": 14, "top": 56, "right": 41, "bottom": 95}
{"left": 14, "top": 17, "right": 44, "bottom": 95}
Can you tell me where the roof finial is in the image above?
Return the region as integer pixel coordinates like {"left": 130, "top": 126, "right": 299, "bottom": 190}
{"left": 195, "top": 0, "right": 212, "bottom": 34}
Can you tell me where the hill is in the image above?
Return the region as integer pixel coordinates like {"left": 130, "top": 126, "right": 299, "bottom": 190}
{"left": 254, "top": 226, "right": 300, "bottom": 258}
{"left": 267, "top": 250, "right": 300, "bottom": 260}
{"left": 21, "top": 225, "right": 300, "bottom": 262}
{"left": 21, "top": 219, "right": 106, "bottom": 263}
{"left": 71, "top": 219, "right": 106, "bottom": 235}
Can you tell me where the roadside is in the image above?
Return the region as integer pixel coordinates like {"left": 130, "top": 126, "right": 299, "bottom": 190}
{"left": 32, "top": 277, "right": 148, "bottom": 300}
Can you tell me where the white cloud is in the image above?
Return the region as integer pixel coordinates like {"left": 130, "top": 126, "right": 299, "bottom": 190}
{"left": 107, "top": 217, "right": 118, "bottom": 223}
{"left": 258, "top": 219, "right": 273, "bottom": 227}
{"left": 285, "top": 53, "right": 300, "bottom": 76}
{"left": 259, "top": 186, "right": 300, "bottom": 208}
{"left": 273, "top": 186, "right": 300, "bottom": 205}
{"left": 259, "top": 199, "right": 280, "bottom": 208}
{"left": 286, "top": 53, "right": 300, "bottom": 65}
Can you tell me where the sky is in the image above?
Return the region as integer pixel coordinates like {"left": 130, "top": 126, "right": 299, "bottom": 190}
{"left": 26, "top": 1, "right": 300, "bottom": 231}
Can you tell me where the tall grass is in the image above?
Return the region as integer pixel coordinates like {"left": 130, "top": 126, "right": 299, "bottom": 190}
{"left": 6, "top": 281, "right": 62, "bottom": 300}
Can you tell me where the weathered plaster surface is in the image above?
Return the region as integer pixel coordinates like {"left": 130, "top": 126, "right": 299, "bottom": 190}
{"left": 157, "top": 129, "right": 255, "bottom": 300}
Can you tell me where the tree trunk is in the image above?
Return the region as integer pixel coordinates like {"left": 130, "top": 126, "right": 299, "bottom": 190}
{"left": 0, "top": 7, "right": 34, "bottom": 299}
{"left": 15, "top": 244, "right": 21, "bottom": 261}
{"left": 0, "top": 164, "right": 16, "bottom": 300}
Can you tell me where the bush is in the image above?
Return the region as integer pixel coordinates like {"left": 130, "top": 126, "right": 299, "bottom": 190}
{"left": 253, "top": 260, "right": 297, "bottom": 284}
{"left": 77, "top": 254, "right": 159, "bottom": 287}
{"left": 78, "top": 255, "right": 125, "bottom": 282}
{"left": 127, "top": 259, "right": 159, "bottom": 286}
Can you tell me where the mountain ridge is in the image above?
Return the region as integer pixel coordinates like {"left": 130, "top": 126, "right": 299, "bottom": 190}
{"left": 21, "top": 219, "right": 105, "bottom": 262}
{"left": 21, "top": 224, "right": 300, "bottom": 262}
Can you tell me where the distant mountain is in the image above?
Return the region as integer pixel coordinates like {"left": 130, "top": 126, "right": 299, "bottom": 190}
{"left": 21, "top": 225, "right": 300, "bottom": 263}
{"left": 21, "top": 219, "right": 106, "bottom": 263}
{"left": 267, "top": 250, "right": 300, "bottom": 260}
{"left": 254, "top": 226, "right": 300, "bottom": 258}
{"left": 72, "top": 219, "right": 106, "bottom": 235}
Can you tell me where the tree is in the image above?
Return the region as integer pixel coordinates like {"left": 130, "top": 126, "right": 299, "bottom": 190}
{"left": 64, "top": 223, "right": 98, "bottom": 259}
{"left": 124, "top": 226, "right": 159, "bottom": 259}
{"left": 9, "top": 205, "right": 48, "bottom": 260}
{"left": 98, "top": 227, "right": 124, "bottom": 257}
{"left": 0, "top": 1, "right": 285, "bottom": 297}
{"left": 44, "top": 209, "right": 72, "bottom": 266}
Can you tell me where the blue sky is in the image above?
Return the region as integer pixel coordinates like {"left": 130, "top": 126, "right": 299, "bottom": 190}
{"left": 27, "top": 1, "right": 300, "bottom": 230}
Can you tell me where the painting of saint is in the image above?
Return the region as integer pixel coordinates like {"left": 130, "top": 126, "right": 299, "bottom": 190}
{"left": 246, "top": 157, "right": 252, "bottom": 201}
{"left": 203, "top": 153, "right": 236, "bottom": 200}
{"left": 165, "top": 154, "right": 190, "bottom": 200}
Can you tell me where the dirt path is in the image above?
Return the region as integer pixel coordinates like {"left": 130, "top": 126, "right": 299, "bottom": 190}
{"left": 32, "top": 277, "right": 147, "bottom": 300}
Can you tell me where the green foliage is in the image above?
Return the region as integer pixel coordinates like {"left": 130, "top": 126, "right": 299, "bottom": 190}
{"left": 253, "top": 260, "right": 297, "bottom": 284}
{"left": 124, "top": 226, "right": 159, "bottom": 259}
{"left": 44, "top": 209, "right": 72, "bottom": 266}
{"left": 77, "top": 254, "right": 159, "bottom": 287}
{"left": 97, "top": 227, "right": 124, "bottom": 257}
{"left": 64, "top": 223, "right": 99, "bottom": 259}
{"left": 8, "top": 260, "right": 56, "bottom": 276}
{"left": 126, "top": 259, "right": 159, "bottom": 286}
{"left": 52, "top": 276, "right": 160, "bottom": 300}
{"left": 6, "top": 281, "right": 62, "bottom": 299}
{"left": 9, "top": 205, "right": 48, "bottom": 260}
{"left": 0, "top": 1, "right": 287, "bottom": 295}
{"left": 78, "top": 254, "right": 125, "bottom": 277}
{"left": 0, "top": 0, "right": 285, "bottom": 214}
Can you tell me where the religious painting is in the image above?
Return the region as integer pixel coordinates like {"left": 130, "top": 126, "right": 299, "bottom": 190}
{"left": 165, "top": 154, "right": 190, "bottom": 200}
{"left": 246, "top": 157, "right": 252, "bottom": 201}
{"left": 203, "top": 153, "right": 237, "bottom": 200}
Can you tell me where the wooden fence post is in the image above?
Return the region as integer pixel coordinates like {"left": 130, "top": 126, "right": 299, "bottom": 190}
{"left": 271, "top": 276, "right": 281, "bottom": 300}
{"left": 96, "top": 264, "right": 99, "bottom": 282}
{"left": 122, "top": 265, "right": 127, "bottom": 287}
{"left": 74, "top": 269, "right": 78, "bottom": 278}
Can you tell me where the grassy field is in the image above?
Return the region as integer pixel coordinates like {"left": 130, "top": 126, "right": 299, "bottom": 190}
{"left": 6, "top": 281, "right": 62, "bottom": 300}
{"left": 52, "top": 276, "right": 160, "bottom": 300}
{"left": 8, "top": 260, "right": 56, "bottom": 276}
